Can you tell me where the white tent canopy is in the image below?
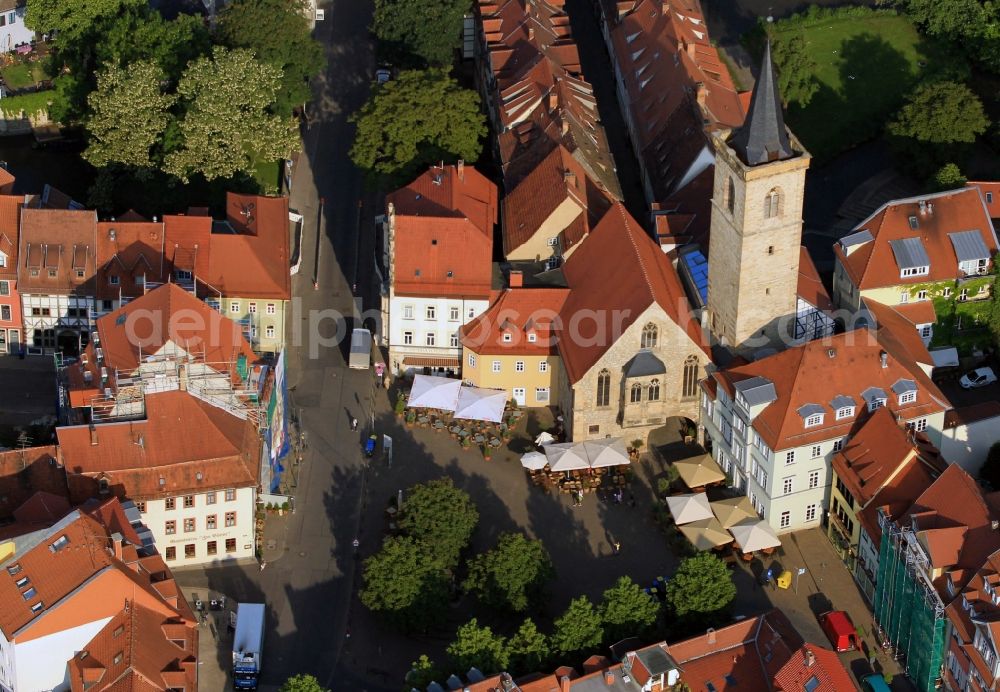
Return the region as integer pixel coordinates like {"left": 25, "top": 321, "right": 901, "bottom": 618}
{"left": 535, "top": 431, "right": 556, "bottom": 446}
{"left": 407, "top": 374, "right": 461, "bottom": 410}
{"left": 454, "top": 386, "right": 507, "bottom": 422}
{"left": 665, "top": 492, "right": 714, "bottom": 525}
{"left": 581, "top": 438, "right": 630, "bottom": 468}
{"left": 545, "top": 443, "right": 591, "bottom": 471}
{"left": 729, "top": 519, "right": 781, "bottom": 553}
{"left": 520, "top": 451, "right": 548, "bottom": 470}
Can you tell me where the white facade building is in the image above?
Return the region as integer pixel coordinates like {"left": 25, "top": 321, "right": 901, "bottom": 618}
{"left": 388, "top": 295, "right": 489, "bottom": 376}
{"left": 0, "top": 3, "right": 33, "bottom": 54}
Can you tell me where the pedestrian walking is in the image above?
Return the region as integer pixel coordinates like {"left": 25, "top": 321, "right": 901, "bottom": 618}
{"left": 259, "top": 561, "right": 267, "bottom": 572}
{"left": 351, "top": 417, "right": 358, "bottom": 432}
{"left": 613, "top": 540, "right": 621, "bottom": 554}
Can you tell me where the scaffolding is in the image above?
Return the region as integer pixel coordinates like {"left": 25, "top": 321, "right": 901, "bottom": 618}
{"left": 873, "top": 514, "right": 946, "bottom": 692}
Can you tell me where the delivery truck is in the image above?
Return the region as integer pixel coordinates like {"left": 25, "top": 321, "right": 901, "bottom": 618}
{"left": 232, "top": 603, "right": 265, "bottom": 689}
{"left": 349, "top": 328, "right": 372, "bottom": 369}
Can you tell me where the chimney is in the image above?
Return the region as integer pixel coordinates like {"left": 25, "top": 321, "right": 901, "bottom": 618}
{"left": 561, "top": 118, "right": 570, "bottom": 136}
{"left": 919, "top": 199, "right": 927, "bottom": 215}
{"left": 509, "top": 270, "right": 523, "bottom": 288}
{"left": 993, "top": 520, "right": 1000, "bottom": 530}
{"left": 528, "top": 26, "right": 534, "bottom": 40}
{"left": 457, "top": 159, "right": 464, "bottom": 181}
{"left": 686, "top": 39, "right": 697, "bottom": 59}
{"left": 89, "top": 424, "right": 98, "bottom": 446}
{"left": 707, "top": 627, "right": 716, "bottom": 644}
{"left": 179, "top": 363, "right": 188, "bottom": 391}
{"left": 928, "top": 202, "right": 934, "bottom": 214}
{"left": 499, "top": 673, "right": 515, "bottom": 691}
{"left": 805, "top": 648, "right": 816, "bottom": 667}
{"left": 879, "top": 350, "right": 888, "bottom": 368}
{"left": 548, "top": 90, "right": 558, "bottom": 112}
{"left": 695, "top": 81, "right": 707, "bottom": 107}
{"left": 110, "top": 532, "right": 125, "bottom": 560}
{"left": 564, "top": 170, "right": 577, "bottom": 187}
{"left": 605, "top": 670, "right": 615, "bottom": 685}
{"left": 560, "top": 675, "right": 571, "bottom": 692}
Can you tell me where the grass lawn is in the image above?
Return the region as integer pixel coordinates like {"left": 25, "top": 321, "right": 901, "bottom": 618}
{"left": 0, "top": 61, "right": 49, "bottom": 90}
{"left": 253, "top": 159, "right": 280, "bottom": 195}
{"left": 770, "top": 14, "right": 948, "bottom": 161}
{"left": 0, "top": 90, "right": 54, "bottom": 118}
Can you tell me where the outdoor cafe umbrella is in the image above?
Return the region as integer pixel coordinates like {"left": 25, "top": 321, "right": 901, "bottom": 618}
{"left": 520, "top": 451, "right": 548, "bottom": 471}
{"left": 535, "top": 431, "right": 556, "bottom": 446}
{"left": 674, "top": 453, "right": 726, "bottom": 489}
{"left": 729, "top": 519, "right": 782, "bottom": 553}
{"left": 581, "top": 437, "right": 630, "bottom": 468}
{"left": 711, "top": 496, "right": 758, "bottom": 529}
{"left": 544, "top": 442, "right": 590, "bottom": 472}
{"left": 407, "top": 374, "right": 461, "bottom": 410}
{"left": 665, "top": 492, "right": 713, "bottom": 525}
{"left": 454, "top": 386, "right": 507, "bottom": 422}
{"left": 678, "top": 517, "right": 734, "bottom": 551}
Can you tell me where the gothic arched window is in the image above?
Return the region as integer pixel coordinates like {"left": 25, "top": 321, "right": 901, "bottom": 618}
{"left": 648, "top": 379, "right": 661, "bottom": 401}
{"left": 764, "top": 188, "right": 782, "bottom": 219}
{"left": 641, "top": 323, "right": 658, "bottom": 349}
{"left": 630, "top": 382, "right": 643, "bottom": 403}
{"left": 682, "top": 355, "right": 700, "bottom": 399}
{"left": 596, "top": 369, "right": 611, "bottom": 407}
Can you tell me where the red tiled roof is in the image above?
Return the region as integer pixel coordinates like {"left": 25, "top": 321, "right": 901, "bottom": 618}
{"left": 708, "top": 320, "right": 948, "bottom": 452}
{"left": 0, "top": 166, "right": 14, "bottom": 194}
{"left": 162, "top": 215, "right": 211, "bottom": 278}
{"left": 966, "top": 181, "right": 1000, "bottom": 218}
{"left": 835, "top": 187, "right": 998, "bottom": 291}
{"left": 17, "top": 208, "right": 97, "bottom": 294}
{"left": 203, "top": 193, "right": 290, "bottom": 300}
{"left": 558, "top": 203, "right": 708, "bottom": 383}
{"left": 67, "top": 601, "right": 198, "bottom": 692}
{"left": 773, "top": 645, "right": 854, "bottom": 691}
{"left": 0, "top": 446, "right": 66, "bottom": 522}
{"left": 389, "top": 164, "right": 496, "bottom": 298}
{"left": 889, "top": 300, "right": 937, "bottom": 326}
{"left": 95, "top": 221, "right": 166, "bottom": 300}
{"left": 0, "top": 195, "right": 22, "bottom": 280}
{"left": 461, "top": 286, "right": 570, "bottom": 355}
{"left": 58, "top": 390, "right": 260, "bottom": 502}
{"left": 797, "top": 246, "right": 833, "bottom": 311}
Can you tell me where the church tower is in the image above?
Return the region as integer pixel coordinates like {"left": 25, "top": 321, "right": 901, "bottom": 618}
{"left": 706, "top": 42, "right": 810, "bottom": 356}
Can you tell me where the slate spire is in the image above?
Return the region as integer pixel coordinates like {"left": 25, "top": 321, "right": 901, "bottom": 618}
{"left": 729, "top": 41, "right": 795, "bottom": 166}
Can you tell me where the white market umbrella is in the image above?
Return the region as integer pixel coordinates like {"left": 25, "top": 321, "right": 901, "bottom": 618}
{"left": 582, "top": 437, "right": 630, "bottom": 468}
{"left": 454, "top": 386, "right": 507, "bottom": 422}
{"left": 665, "top": 492, "right": 713, "bottom": 525}
{"left": 544, "top": 442, "right": 590, "bottom": 472}
{"left": 535, "top": 431, "right": 556, "bottom": 446}
{"left": 407, "top": 374, "right": 461, "bottom": 410}
{"left": 730, "top": 519, "right": 782, "bottom": 553}
{"left": 520, "top": 451, "right": 548, "bottom": 471}
{"left": 711, "top": 496, "right": 758, "bottom": 529}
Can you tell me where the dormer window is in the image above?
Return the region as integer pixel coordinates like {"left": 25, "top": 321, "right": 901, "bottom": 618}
{"left": 502, "top": 333, "right": 512, "bottom": 343}
{"left": 805, "top": 413, "right": 823, "bottom": 427}
{"left": 527, "top": 332, "right": 537, "bottom": 343}
{"left": 835, "top": 406, "right": 855, "bottom": 420}
{"left": 900, "top": 266, "right": 929, "bottom": 278}
{"left": 868, "top": 397, "right": 886, "bottom": 412}
{"left": 797, "top": 404, "right": 824, "bottom": 428}
{"left": 892, "top": 379, "right": 917, "bottom": 405}
{"left": 898, "top": 391, "right": 916, "bottom": 404}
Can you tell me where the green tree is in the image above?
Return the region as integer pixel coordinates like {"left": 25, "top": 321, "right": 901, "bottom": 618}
{"left": 771, "top": 29, "right": 820, "bottom": 107}
{"left": 83, "top": 61, "right": 175, "bottom": 171}
{"left": 372, "top": 0, "right": 467, "bottom": 66}
{"left": 981, "top": 442, "right": 1000, "bottom": 488}
{"left": 506, "top": 618, "right": 550, "bottom": 674}
{"left": 349, "top": 69, "right": 486, "bottom": 187}
{"left": 464, "top": 532, "right": 554, "bottom": 612}
{"left": 166, "top": 47, "right": 299, "bottom": 182}
{"left": 96, "top": 9, "right": 211, "bottom": 82}
{"left": 217, "top": 0, "right": 325, "bottom": 116}
{"left": 551, "top": 596, "right": 604, "bottom": 655}
{"left": 599, "top": 576, "right": 661, "bottom": 643}
{"left": 359, "top": 536, "right": 448, "bottom": 631}
{"left": 278, "top": 674, "right": 328, "bottom": 692}
{"left": 932, "top": 162, "right": 968, "bottom": 190}
{"left": 446, "top": 619, "right": 509, "bottom": 675}
{"left": 990, "top": 254, "right": 1000, "bottom": 351}
{"left": 665, "top": 553, "right": 737, "bottom": 618}
{"left": 25, "top": 0, "right": 144, "bottom": 38}
{"left": 406, "top": 655, "right": 441, "bottom": 691}
{"left": 398, "top": 478, "right": 479, "bottom": 569}
{"left": 888, "top": 81, "right": 989, "bottom": 145}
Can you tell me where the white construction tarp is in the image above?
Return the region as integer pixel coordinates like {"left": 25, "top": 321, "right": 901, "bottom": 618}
{"left": 730, "top": 519, "right": 781, "bottom": 553}
{"left": 520, "top": 451, "right": 548, "bottom": 470}
{"left": 407, "top": 374, "right": 461, "bottom": 410}
{"left": 454, "top": 387, "right": 507, "bottom": 422}
{"left": 544, "top": 442, "right": 591, "bottom": 471}
{"left": 581, "top": 437, "right": 630, "bottom": 468}
{"left": 665, "top": 492, "right": 714, "bottom": 525}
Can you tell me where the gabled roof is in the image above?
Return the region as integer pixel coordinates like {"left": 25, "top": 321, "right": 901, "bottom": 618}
{"left": 707, "top": 319, "right": 948, "bottom": 451}
{"left": 17, "top": 208, "right": 97, "bottom": 294}
{"left": 389, "top": 164, "right": 497, "bottom": 298}
{"left": 461, "top": 286, "right": 569, "bottom": 355}
{"left": 965, "top": 181, "right": 1000, "bottom": 218}
{"left": 797, "top": 246, "right": 833, "bottom": 311}
{"left": 162, "top": 214, "right": 211, "bottom": 279}
{"left": 0, "top": 194, "right": 23, "bottom": 280}
{"left": 729, "top": 42, "right": 794, "bottom": 166}
{"left": 557, "top": 204, "right": 708, "bottom": 382}
{"left": 773, "top": 645, "right": 854, "bottom": 691}
{"left": 203, "top": 193, "right": 290, "bottom": 300}
{"left": 67, "top": 601, "right": 198, "bottom": 692}
{"left": 0, "top": 446, "right": 65, "bottom": 523}
{"left": 835, "top": 187, "right": 999, "bottom": 290}
{"left": 95, "top": 221, "right": 166, "bottom": 300}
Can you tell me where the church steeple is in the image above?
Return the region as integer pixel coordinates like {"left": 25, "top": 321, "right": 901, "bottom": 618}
{"left": 729, "top": 41, "right": 795, "bottom": 166}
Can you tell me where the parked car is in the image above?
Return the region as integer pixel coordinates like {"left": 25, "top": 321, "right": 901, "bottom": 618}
{"left": 861, "top": 674, "right": 891, "bottom": 692}
{"left": 375, "top": 66, "right": 392, "bottom": 84}
{"left": 960, "top": 366, "right": 998, "bottom": 389}
{"left": 818, "top": 610, "right": 858, "bottom": 652}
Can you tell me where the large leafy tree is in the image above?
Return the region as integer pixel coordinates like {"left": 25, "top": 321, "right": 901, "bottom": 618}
{"left": 551, "top": 596, "right": 604, "bottom": 655}
{"left": 446, "top": 619, "right": 509, "bottom": 675}
{"left": 217, "top": 0, "right": 325, "bottom": 116}
{"left": 464, "top": 532, "right": 554, "bottom": 612}
{"left": 359, "top": 536, "right": 449, "bottom": 631}
{"left": 890, "top": 0, "right": 1000, "bottom": 69}
{"left": 372, "top": 0, "right": 467, "bottom": 66}
{"left": 398, "top": 478, "right": 479, "bottom": 569}
{"left": 166, "top": 47, "right": 299, "bottom": 182}
{"left": 406, "top": 655, "right": 441, "bottom": 691}
{"left": 84, "top": 61, "right": 175, "bottom": 171}
{"left": 888, "top": 81, "right": 989, "bottom": 144}
{"left": 25, "top": 0, "right": 144, "bottom": 38}
{"left": 349, "top": 69, "right": 486, "bottom": 187}
{"left": 506, "top": 619, "right": 550, "bottom": 674}
{"left": 771, "top": 29, "right": 820, "bottom": 108}
{"left": 665, "top": 553, "right": 737, "bottom": 618}
{"left": 279, "top": 675, "right": 328, "bottom": 692}
{"left": 599, "top": 576, "right": 661, "bottom": 644}
{"left": 95, "top": 9, "right": 211, "bottom": 82}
